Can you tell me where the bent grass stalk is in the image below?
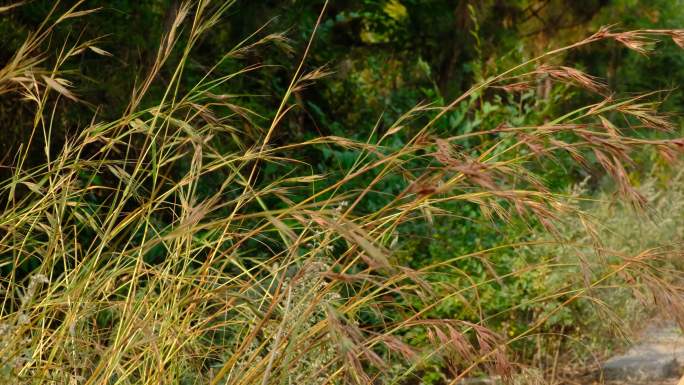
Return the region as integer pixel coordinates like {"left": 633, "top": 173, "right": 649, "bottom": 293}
{"left": 1, "top": 1, "right": 684, "bottom": 385}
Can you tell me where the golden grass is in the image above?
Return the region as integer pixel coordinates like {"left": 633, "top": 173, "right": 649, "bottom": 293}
{"left": 0, "top": 2, "right": 683, "bottom": 384}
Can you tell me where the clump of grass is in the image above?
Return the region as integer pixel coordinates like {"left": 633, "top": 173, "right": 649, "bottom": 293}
{"left": 0, "top": 1, "right": 683, "bottom": 384}
{"left": 497, "top": 169, "right": 684, "bottom": 383}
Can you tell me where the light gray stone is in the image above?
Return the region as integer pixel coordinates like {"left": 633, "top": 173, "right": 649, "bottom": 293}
{"left": 602, "top": 323, "right": 684, "bottom": 381}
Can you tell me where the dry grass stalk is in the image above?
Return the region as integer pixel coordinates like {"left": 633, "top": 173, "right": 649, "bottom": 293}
{"left": 1, "top": 4, "right": 684, "bottom": 384}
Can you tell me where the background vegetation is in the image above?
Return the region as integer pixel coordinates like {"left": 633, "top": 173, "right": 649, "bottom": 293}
{"left": 1, "top": 1, "right": 683, "bottom": 384}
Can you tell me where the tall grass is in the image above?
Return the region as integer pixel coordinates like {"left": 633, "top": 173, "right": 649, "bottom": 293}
{"left": 1, "top": 2, "right": 683, "bottom": 384}
{"left": 507, "top": 169, "right": 684, "bottom": 383}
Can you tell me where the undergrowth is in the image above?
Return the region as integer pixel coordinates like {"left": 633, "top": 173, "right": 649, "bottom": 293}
{"left": 0, "top": 1, "right": 683, "bottom": 385}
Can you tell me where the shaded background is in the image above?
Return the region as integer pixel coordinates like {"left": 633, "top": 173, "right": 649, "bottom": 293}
{"left": 2, "top": 0, "right": 683, "bottom": 168}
